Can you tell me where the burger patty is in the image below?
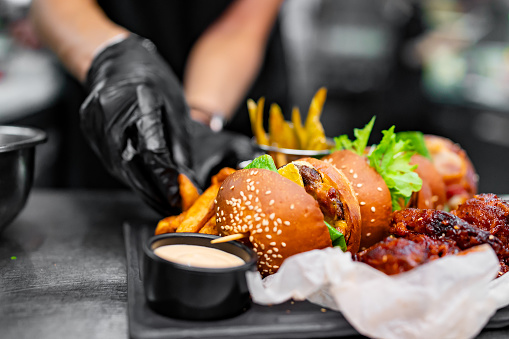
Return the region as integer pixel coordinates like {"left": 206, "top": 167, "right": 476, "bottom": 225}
{"left": 295, "top": 164, "right": 345, "bottom": 223}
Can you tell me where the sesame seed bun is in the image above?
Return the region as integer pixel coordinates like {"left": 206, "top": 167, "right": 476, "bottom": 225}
{"left": 297, "top": 157, "right": 361, "bottom": 253}
{"left": 323, "top": 150, "right": 392, "bottom": 250}
{"left": 216, "top": 168, "right": 332, "bottom": 276}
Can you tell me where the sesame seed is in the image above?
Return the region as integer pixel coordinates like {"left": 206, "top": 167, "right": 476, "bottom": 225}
{"left": 349, "top": 169, "right": 354, "bottom": 174}
{"left": 230, "top": 185, "right": 235, "bottom": 190}
{"left": 290, "top": 204, "right": 294, "bottom": 209}
{"left": 489, "top": 235, "right": 495, "bottom": 240}
{"left": 269, "top": 200, "right": 275, "bottom": 206}
{"left": 270, "top": 242, "right": 276, "bottom": 246}
{"left": 357, "top": 183, "right": 363, "bottom": 188}
{"left": 266, "top": 234, "right": 272, "bottom": 239}
{"left": 377, "top": 187, "right": 383, "bottom": 191}
{"left": 283, "top": 221, "right": 291, "bottom": 226}
{"left": 265, "top": 191, "right": 271, "bottom": 195}
{"left": 366, "top": 232, "right": 371, "bottom": 237}
{"left": 281, "top": 242, "right": 287, "bottom": 247}
{"left": 269, "top": 213, "right": 275, "bottom": 220}
{"left": 370, "top": 219, "right": 375, "bottom": 222}
{"left": 277, "top": 230, "right": 282, "bottom": 235}
{"left": 353, "top": 173, "right": 358, "bottom": 179}
{"left": 360, "top": 201, "right": 366, "bottom": 206}
{"left": 371, "top": 206, "right": 376, "bottom": 212}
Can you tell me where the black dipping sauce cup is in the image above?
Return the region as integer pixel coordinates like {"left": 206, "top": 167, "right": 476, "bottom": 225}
{"left": 143, "top": 233, "right": 258, "bottom": 320}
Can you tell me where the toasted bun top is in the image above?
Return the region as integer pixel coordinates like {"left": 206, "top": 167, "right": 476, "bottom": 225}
{"left": 298, "top": 157, "right": 362, "bottom": 253}
{"left": 323, "top": 150, "right": 392, "bottom": 250}
{"left": 215, "top": 168, "right": 332, "bottom": 276}
{"left": 410, "top": 154, "right": 447, "bottom": 210}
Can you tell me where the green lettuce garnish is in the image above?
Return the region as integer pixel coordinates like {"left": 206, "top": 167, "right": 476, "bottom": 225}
{"left": 368, "top": 126, "right": 422, "bottom": 210}
{"left": 244, "top": 154, "right": 278, "bottom": 172}
{"left": 396, "top": 131, "right": 431, "bottom": 159}
{"left": 332, "top": 116, "right": 424, "bottom": 211}
{"left": 332, "top": 116, "right": 376, "bottom": 155}
{"left": 325, "top": 221, "right": 347, "bottom": 252}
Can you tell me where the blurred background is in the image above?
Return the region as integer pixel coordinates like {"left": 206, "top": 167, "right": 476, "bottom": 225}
{"left": 1, "top": 0, "right": 508, "bottom": 193}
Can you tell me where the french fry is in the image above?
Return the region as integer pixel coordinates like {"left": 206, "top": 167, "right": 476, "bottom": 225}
{"left": 291, "top": 106, "right": 306, "bottom": 149}
{"left": 211, "top": 167, "right": 236, "bottom": 186}
{"left": 176, "top": 183, "right": 220, "bottom": 233}
{"left": 248, "top": 98, "right": 269, "bottom": 146}
{"left": 304, "top": 88, "right": 328, "bottom": 150}
{"left": 198, "top": 216, "right": 218, "bottom": 235}
{"left": 178, "top": 174, "right": 200, "bottom": 211}
{"left": 269, "top": 103, "right": 298, "bottom": 149}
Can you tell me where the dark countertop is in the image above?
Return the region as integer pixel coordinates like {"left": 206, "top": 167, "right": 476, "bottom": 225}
{"left": 1, "top": 189, "right": 508, "bottom": 339}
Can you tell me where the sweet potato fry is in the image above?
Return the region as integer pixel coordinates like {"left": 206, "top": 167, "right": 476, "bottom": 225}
{"left": 198, "top": 216, "right": 218, "bottom": 235}
{"left": 178, "top": 174, "right": 200, "bottom": 211}
{"left": 176, "top": 183, "right": 219, "bottom": 233}
{"left": 211, "top": 167, "right": 236, "bottom": 186}
{"left": 155, "top": 212, "right": 186, "bottom": 235}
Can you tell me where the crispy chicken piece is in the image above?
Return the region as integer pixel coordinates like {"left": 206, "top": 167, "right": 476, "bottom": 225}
{"left": 354, "top": 234, "right": 459, "bottom": 275}
{"left": 391, "top": 208, "right": 509, "bottom": 261}
{"left": 355, "top": 207, "right": 509, "bottom": 277}
{"left": 452, "top": 194, "right": 509, "bottom": 247}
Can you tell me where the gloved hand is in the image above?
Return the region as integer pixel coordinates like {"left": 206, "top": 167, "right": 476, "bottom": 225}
{"left": 80, "top": 34, "right": 258, "bottom": 216}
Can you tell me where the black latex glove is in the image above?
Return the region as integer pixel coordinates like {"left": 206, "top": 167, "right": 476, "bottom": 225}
{"left": 80, "top": 35, "right": 258, "bottom": 216}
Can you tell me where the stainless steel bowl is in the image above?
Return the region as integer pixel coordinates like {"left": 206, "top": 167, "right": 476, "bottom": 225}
{"left": 254, "top": 139, "right": 333, "bottom": 168}
{"left": 0, "top": 126, "right": 47, "bottom": 233}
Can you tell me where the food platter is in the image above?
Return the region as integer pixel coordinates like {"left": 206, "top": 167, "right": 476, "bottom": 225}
{"left": 124, "top": 221, "right": 509, "bottom": 339}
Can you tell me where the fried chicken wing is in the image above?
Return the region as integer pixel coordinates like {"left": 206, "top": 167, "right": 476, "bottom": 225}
{"left": 354, "top": 234, "right": 459, "bottom": 275}
{"left": 391, "top": 208, "right": 509, "bottom": 261}
{"left": 453, "top": 194, "right": 509, "bottom": 247}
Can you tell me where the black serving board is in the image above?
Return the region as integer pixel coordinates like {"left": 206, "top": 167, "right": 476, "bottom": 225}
{"left": 124, "top": 221, "right": 509, "bottom": 339}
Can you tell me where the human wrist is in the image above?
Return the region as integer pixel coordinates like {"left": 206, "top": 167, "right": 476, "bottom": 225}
{"left": 189, "top": 106, "right": 227, "bottom": 132}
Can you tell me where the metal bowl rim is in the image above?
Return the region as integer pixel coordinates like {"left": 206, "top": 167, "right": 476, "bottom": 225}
{"left": 0, "top": 126, "right": 47, "bottom": 153}
{"left": 254, "top": 140, "right": 332, "bottom": 156}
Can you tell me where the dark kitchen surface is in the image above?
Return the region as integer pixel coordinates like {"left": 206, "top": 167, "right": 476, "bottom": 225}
{"left": 1, "top": 190, "right": 509, "bottom": 339}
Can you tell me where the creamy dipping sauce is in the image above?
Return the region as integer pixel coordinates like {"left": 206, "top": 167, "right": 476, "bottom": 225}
{"left": 154, "top": 244, "right": 245, "bottom": 268}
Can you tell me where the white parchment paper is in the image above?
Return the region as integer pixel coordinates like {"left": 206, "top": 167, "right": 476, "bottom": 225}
{"left": 246, "top": 244, "right": 509, "bottom": 339}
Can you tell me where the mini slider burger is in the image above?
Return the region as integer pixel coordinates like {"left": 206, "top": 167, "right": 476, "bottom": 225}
{"left": 323, "top": 117, "right": 424, "bottom": 250}
{"left": 215, "top": 155, "right": 361, "bottom": 276}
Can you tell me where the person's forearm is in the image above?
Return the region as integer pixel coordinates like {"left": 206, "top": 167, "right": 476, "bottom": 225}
{"left": 29, "top": 0, "right": 128, "bottom": 82}
{"left": 184, "top": 0, "right": 284, "bottom": 125}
